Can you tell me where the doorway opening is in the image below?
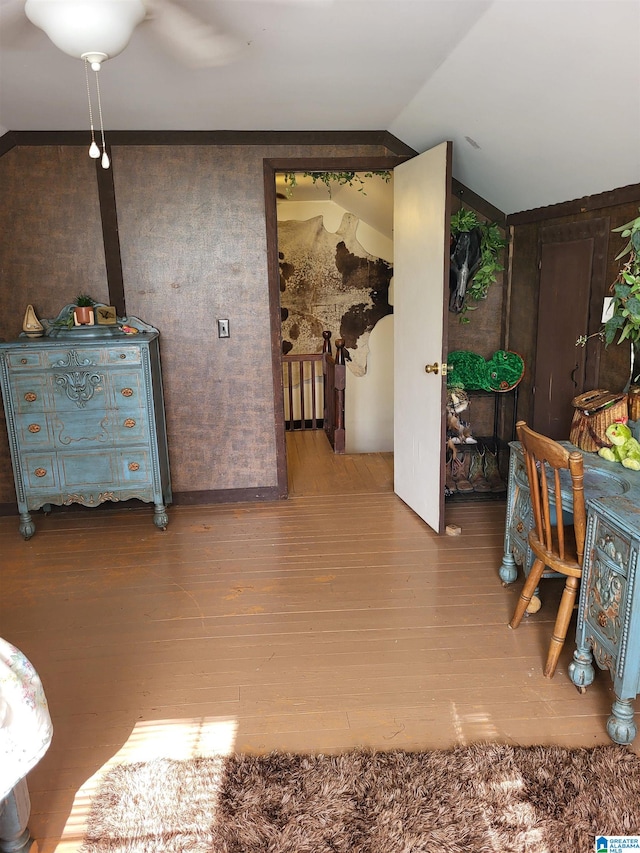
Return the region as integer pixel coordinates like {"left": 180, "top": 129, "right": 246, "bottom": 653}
{"left": 267, "top": 162, "right": 399, "bottom": 498}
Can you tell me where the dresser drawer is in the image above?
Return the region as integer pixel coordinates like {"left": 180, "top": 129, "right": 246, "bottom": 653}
{"left": 105, "top": 346, "right": 142, "bottom": 365}
{"left": 107, "top": 370, "right": 145, "bottom": 408}
{"left": 118, "top": 450, "right": 153, "bottom": 486}
{"left": 58, "top": 449, "right": 119, "bottom": 487}
{"left": 4, "top": 350, "right": 47, "bottom": 370}
{"left": 111, "top": 412, "right": 148, "bottom": 443}
{"left": 14, "top": 414, "right": 55, "bottom": 448}
{"left": 10, "top": 376, "right": 52, "bottom": 414}
{"left": 592, "top": 516, "right": 632, "bottom": 578}
{"left": 584, "top": 547, "right": 629, "bottom": 660}
{"left": 21, "top": 452, "right": 59, "bottom": 491}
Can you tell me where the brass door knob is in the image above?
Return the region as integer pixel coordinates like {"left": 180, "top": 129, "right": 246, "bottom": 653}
{"left": 424, "top": 363, "right": 452, "bottom": 375}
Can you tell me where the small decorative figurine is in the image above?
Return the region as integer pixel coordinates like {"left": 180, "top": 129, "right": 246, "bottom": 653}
{"left": 22, "top": 304, "right": 44, "bottom": 338}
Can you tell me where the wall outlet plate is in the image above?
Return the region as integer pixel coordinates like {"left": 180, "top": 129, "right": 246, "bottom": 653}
{"left": 217, "top": 319, "right": 230, "bottom": 338}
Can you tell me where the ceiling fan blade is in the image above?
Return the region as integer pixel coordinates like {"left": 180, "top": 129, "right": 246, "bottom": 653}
{"left": 143, "top": 0, "right": 243, "bottom": 68}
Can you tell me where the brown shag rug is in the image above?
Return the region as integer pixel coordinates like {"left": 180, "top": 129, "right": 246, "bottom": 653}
{"left": 80, "top": 744, "right": 640, "bottom": 853}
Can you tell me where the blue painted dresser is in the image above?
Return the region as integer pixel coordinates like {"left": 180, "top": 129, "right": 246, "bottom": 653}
{"left": 0, "top": 315, "right": 171, "bottom": 539}
{"left": 499, "top": 440, "right": 640, "bottom": 744}
{"left": 569, "top": 494, "right": 640, "bottom": 745}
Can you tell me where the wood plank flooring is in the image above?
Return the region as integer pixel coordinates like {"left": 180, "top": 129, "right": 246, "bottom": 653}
{"left": 286, "top": 429, "right": 394, "bottom": 495}
{"left": 1, "top": 430, "right": 635, "bottom": 852}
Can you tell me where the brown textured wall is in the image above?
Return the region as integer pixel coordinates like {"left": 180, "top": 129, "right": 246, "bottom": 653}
{"left": 509, "top": 199, "right": 640, "bottom": 426}
{"left": 0, "top": 146, "right": 109, "bottom": 341}
{"left": 0, "top": 140, "right": 391, "bottom": 505}
{"left": 0, "top": 146, "right": 109, "bottom": 505}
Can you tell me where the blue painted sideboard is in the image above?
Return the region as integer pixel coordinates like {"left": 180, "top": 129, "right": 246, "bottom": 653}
{"left": 499, "top": 440, "right": 640, "bottom": 744}
{"left": 0, "top": 316, "right": 171, "bottom": 539}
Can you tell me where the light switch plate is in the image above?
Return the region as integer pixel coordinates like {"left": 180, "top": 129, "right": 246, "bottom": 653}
{"left": 217, "top": 319, "right": 230, "bottom": 338}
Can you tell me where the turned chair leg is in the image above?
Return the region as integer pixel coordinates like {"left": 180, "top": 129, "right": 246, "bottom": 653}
{"left": 544, "top": 575, "right": 580, "bottom": 678}
{"left": 509, "top": 559, "right": 546, "bottom": 630}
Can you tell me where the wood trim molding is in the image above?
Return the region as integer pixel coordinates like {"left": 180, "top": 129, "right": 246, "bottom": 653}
{"left": 0, "top": 132, "right": 17, "bottom": 158}
{"left": 507, "top": 184, "right": 640, "bottom": 225}
{"left": 263, "top": 153, "right": 410, "bottom": 499}
{"left": 7, "top": 129, "right": 417, "bottom": 154}
{"left": 173, "top": 487, "right": 283, "bottom": 505}
{"left": 0, "top": 486, "right": 283, "bottom": 516}
{"left": 452, "top": 177, "right": 506, "bottom": 225}
{"left": 264, "top": 159, "right": 289, "bottom": 500}
{"left": 94, "top": 147, "right": 126, "bottom": 316}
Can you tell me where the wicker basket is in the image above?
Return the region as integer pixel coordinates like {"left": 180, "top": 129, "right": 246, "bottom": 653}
{"left": 570, "top": 390, "right": 628, "bottom": 452}
{"left": 629, "top": 385, "right": 640, "bottom": 422}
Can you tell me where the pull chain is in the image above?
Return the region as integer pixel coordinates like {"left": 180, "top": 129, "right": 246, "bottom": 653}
{"left": 84, "top": 59, "right": 100, "bottom": 160}
{"left": 84, "top": 58, "right": 110, "bottom": 169}
{"left": 94, "top": 68, "right": 110, "bottom": 169}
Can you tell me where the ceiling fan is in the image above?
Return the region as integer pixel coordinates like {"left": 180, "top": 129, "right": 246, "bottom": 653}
{"left": 1, "top": 0, "right": 245, "bottom": 169}
{"left": 6, "top": 0, "right": 244, "bottom": 69}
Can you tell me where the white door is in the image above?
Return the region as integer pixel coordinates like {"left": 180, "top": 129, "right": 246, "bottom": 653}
{"left": 393, "top": 141, "right": 452, "bottom": 534}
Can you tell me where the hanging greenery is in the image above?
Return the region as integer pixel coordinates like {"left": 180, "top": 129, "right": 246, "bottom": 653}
{"left": 450, "top": 208, "right": 508, "bottom": 323}
{"left": 282, "top": 170, "right": 392, "bottom": 198}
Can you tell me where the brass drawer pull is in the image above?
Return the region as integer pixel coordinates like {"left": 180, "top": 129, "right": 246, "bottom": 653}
{"left": 34, "top": 468, "right": 47, "bottom": 477}
{"left": 128, "top": 462, "right": 140, "bottom": 472}
{"left": 24, "top": 392, "right": 37, "bottom": 402}
{"left": 28, "top": 424, "right": 41, "bottom": 433}
{"left": 124, "top": 418, "right": 136, "bottom": 428}
{"left": 119, "top": 353, "right": 127, "bottom": 359}
{"left": 21, "top": 358, "right": 28, "bottom": 364}
{"left": 121, "top": 388, "right": 133, "bottom": 397}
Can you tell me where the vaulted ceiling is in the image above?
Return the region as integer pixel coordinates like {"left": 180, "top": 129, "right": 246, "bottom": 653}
{"left": 1, "top": 0, "right": 639, "bottom": 215}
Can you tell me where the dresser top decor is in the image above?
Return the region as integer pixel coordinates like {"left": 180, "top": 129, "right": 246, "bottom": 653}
{"left": 33, "top": 303, "right": 157, "bottom": 339}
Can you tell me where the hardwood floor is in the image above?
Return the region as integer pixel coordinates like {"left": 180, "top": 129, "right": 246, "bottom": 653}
{"left": 286, "top": 430, "right": 394, "bottom": 496}
{"left": 1, "top": 430, "right": 635, "bottom": 852}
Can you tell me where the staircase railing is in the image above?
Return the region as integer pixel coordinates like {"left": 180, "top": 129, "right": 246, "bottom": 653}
{"left": 282, "top": 331, "right": 346, "bottom": 453}
{"left": 282, "top": 352, "right": 323, "bottom": 431}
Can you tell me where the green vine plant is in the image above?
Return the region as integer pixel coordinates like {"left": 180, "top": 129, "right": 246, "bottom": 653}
{"left": 576, "top": 210, "right": 640, "bottom": 389}
{"left": 577, "top": 210, "right": 640, "bottom": 349}
{"left": 282, "top": 170, "right": 392, "bottom": 198}
{"left": 450, "top": 208, "right": 508, "bottom": 323}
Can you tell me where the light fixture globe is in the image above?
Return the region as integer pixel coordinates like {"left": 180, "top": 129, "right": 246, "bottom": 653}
{"left": 24, "top": 0, "right": 146, "bottom": 63}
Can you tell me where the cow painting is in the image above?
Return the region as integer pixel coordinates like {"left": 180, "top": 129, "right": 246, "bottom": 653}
{"left": 278, "top": 213, "right": 393, "bottom": 377}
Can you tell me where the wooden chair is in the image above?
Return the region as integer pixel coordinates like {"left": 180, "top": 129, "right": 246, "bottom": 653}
{"left": 509, "top": 421, "right": 586, "bottom": 678}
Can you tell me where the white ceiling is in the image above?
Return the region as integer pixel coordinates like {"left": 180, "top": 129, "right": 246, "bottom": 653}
{"left": 1, "top": 0, "right": 639, "bottom": 215}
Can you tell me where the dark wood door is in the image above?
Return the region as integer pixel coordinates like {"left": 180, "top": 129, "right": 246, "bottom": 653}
{"left": 532, "top": 219, "right": 609, "bottom": 439}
